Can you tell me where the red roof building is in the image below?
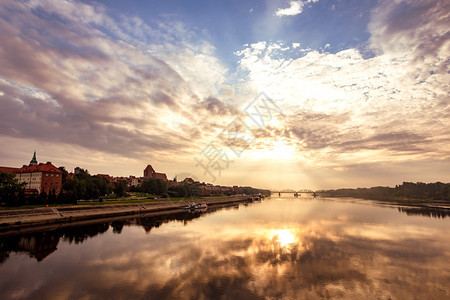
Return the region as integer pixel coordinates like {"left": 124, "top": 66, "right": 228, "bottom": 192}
{"left": 96, "top": 174, "right": 113, "bottom": 181}
{"left": 15, "top": 162, "right": 63, "bottom": 195}
{"left": 3, "top": 152, "right": 63, "bottom": 195}
{"left": 96, "top": 173, "right": 113, "bottom": 184}
{"left": 143, "top": 165, "right": 168, "bottom": 182}
{"left": 183, "top": 178, "right": 195, "bottom": 184}
{"left": 153, "top": 173, "right": 168, "bottom": 181}
{"left": 143, "top": 165, "right": 155, "bottom": 178}
{"left": 0, "top": 166, "right": 19, "bottom": 173}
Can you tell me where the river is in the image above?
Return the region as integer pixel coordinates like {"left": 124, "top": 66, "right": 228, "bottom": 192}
{"left": 1, "top": 194, "right": 449, "bottom": 299}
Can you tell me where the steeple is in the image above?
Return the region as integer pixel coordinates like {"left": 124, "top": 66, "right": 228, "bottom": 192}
{"left": 30, "top": 151, "right": 38, "bottom": 165}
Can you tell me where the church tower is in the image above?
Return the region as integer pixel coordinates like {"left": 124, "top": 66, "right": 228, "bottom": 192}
{"left": 30, "top": 151, "right": 38, "bottom": 165}
{"left": 143, "top": 165, "right": 155, "bottom": 178}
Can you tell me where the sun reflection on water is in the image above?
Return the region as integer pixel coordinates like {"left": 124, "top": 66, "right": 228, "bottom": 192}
{"left": 271, "top": 229, "right": 296, "bottom": 247}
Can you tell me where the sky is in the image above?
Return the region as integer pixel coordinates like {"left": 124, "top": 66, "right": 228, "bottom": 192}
{"left": 0, "top": 0, "right": 449, "bottom": 190}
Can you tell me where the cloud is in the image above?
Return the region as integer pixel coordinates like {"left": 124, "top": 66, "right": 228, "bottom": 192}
{"left": 1, "top": 0, "right": 448, "bottom": 185}
{"left": 195, "top": 97, "right": 242, "bottom": 117}
{"left": 0, "top": 0, "right": 228, "bottom": 160}
{"left": 236, "top": 0, "right": 450, "bottom": 169}
{"left": 275, "top": 0, "right": 319, "bottom": 17}
{"left": 368, "top": 0, "right": 450, "bottom": 83}
{"left": 2, "top": 204, "right": 449, "bottom": 299}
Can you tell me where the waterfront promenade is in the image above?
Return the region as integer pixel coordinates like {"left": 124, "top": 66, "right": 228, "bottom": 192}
{"left": 0, "top": 196, "right": 250, "bottom": 235}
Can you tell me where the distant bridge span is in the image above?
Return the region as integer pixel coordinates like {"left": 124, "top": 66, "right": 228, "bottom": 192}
{"left": 270, "top": 190, "right": 315, "bottom": 194}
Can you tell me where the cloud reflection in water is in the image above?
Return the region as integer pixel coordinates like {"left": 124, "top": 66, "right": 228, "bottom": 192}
{"left": 0, "top": 198, "right": 449, "bottom": 299}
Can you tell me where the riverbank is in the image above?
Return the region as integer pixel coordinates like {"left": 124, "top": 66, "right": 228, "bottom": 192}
{"left": 0, "top": 196, "right": 251, "bottom": 234}
{"left": 319, "top": 194, "right": 450, "bottom": 208}
{"left": 317, "top": 196, "right": 450, "bottom": 219}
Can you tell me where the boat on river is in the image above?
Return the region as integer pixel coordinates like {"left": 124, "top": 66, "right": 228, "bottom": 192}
{"left": 184, "top": 202, "right": 207, "bottom": 210}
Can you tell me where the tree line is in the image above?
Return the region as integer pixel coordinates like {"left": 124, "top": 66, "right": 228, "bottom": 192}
{"left": 318, "top": 182, "right": 450, "bottom": 201}
{"left": 0, "top": 168, "right": 113, "bottom": 206}
{"left": 239, "top": 186, "right": 271, "bottom": 196}
{"left": 1, "top": 168, "right": 271, "bottom": 207}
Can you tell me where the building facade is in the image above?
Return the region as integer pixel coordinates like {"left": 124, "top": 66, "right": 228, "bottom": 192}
{"left": 143, "top": 165, "right": 168, "bottom": 181}
{"left": 0, "top": 152, "right": 64, "bottom": 195}
{"left": 16, "top": 162, "right": 63, "bottom": 195}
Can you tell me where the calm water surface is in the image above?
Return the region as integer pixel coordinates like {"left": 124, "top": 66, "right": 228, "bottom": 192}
{"left": 1, "top": 195, "right": 449, "bottom": 299}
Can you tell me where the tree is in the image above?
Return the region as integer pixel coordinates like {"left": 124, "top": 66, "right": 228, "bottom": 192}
{"left": 0, "top": 172, "right": 25, "bottom": 206}
{"left": 39, "top": 191, "right": 48, "bottom": 204}
{"left": 167, "top": 183, "right": 200, "bottom": 197}
{"left": 156, "top": 179, "right": 167, "bottom": 195}
{"left": 48, "top": 189, "right": 57, "bottom": 204}
{"left": 113, "top": 181, "right": 127, "bottom": 197}
{"left": 141, "top": 178, "right": 167, "bottom": 195}
{"left": 168, "top": 185, "right": 188, "bottom": 197}
{"left": 59, "top": 169, "right": 112, "bottom": 202}
{"left": 58, "top": 166, "right": 69, "bottom": 184}
{"left": 320, "top": 182, "right": 450, "bottom": 201}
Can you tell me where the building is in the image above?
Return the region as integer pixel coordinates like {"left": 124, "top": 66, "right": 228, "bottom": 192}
{"left": 30, "top": 151, "right": 38, "bottom": 165}
{"left": 16, "top": 163, "right": 63, "bottom": 195}
{"left": 143, "top": 165, "right": 168, "bottom": 181}
{"left": 5, "top": 152, "right": 63, "bottom": 195}
{"left": 0, "top": 166, "right": 19, "bottom": 173}
{"left": 129, "top": 176, "right": 139, "bottom": 187}
{"left": 183, "top": 178, "right": 195, "bottom": 184}
{"left": 143, "top": 165, "right": 155, "bottom": 178}
{"left": 111, "top": 176, "right": 141, "bottom": 189}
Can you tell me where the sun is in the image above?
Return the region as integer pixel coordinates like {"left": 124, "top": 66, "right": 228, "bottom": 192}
{"left": 271, "top": 229, "right": 295, "bottom": 247}
{"left": 250, "top": 139, "right": 298, "bottom": 160}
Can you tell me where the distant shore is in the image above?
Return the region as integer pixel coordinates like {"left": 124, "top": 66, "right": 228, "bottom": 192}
{"left": 318, "top": 194, "right": 450, "bottom": 207}
{"left": 0, "top": 196, "right": 252, "bottom": 235}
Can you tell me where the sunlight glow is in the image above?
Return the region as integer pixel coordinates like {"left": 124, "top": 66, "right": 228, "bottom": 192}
{"left": 250, "top": 139, "right": 298, "bottom": 160}
{"left": 271, "top": 229, "right": 296, "bottom": 247}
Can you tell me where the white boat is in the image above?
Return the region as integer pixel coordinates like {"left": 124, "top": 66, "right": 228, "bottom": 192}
{"left": 184, "top": 202, "right": 207, "bottom": 210}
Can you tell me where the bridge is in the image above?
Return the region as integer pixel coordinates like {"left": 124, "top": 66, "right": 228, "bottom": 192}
{"left": 270, "top": 189, "right": 315, "bottom": 194}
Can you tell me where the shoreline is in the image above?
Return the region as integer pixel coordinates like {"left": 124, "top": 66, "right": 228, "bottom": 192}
{"left": 0, "top": 196, "right": 251, "bottom": 235}
{"left": 318, "top": 195, "right": 450, "bottom": 208}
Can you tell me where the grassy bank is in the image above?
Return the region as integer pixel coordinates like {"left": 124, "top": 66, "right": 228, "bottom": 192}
{"left": 0, "top": 195, "right": 250, "bottom": 234}
{"left": 0, "top": 196, "right": 219, "bottom": 210}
